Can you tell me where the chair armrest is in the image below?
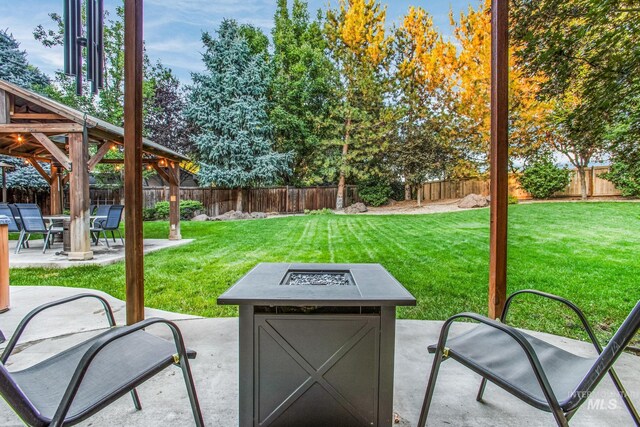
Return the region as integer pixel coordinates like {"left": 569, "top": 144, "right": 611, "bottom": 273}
{"left": 1, "top": 294, "right": 116, "bottom": 364}
{"left": 50, "top": 317, "right": 191, "bottom": 426}
{"left": 501, "top": 290, "right": 601, "bottom": 352}
{"left": 434, "top": 312, "right": 562, "bottom": 413}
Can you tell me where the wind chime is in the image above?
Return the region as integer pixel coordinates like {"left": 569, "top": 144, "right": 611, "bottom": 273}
{"left": 63, "top": 0, "right": 105, "bottom": 95}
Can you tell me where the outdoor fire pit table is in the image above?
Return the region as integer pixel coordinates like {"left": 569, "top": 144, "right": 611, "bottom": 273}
{"left": 218, "top": 263, "right": 416, "bottom": 427}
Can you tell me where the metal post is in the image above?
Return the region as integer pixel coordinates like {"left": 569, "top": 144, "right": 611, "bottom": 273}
{"left": 488, "top": 0, "right": 509, "bottom": 319}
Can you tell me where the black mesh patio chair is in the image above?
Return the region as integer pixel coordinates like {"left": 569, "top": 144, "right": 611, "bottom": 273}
{"left": 418, "top": 290, "right": 640, "bottom": 427}
{"left": 14, "top": 203, "right": 63, "bottom": 254}
{"left": 93, "top": 204, "right": 110, "bottom": 221}
{"left": 0, "top": 293, "right": 204, "bottom": 427}
{"left": 91, "top": 205, "right": 123, "bottom": 247}
{"left": 0, "top": 204, "right": 21, "bottom": 233}
{"left": 8, "top": 204, "right": 22, "bottom": 229}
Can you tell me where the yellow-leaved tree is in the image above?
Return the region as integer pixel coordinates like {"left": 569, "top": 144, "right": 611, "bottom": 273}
{"left": 392, "top": 6, "right": 458, "bottom": 204}
{"left": 325, "top": 0, "right": 392, "bottom": 209}
{"left": 451, "top": 0, "right": 551, "bottom": 177}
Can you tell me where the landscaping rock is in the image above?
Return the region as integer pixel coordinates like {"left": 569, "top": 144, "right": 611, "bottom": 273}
{"left": 191, "top": 214, "right": 210, "bottom": 221}
{"left": 458, "top": 194, "right": 489, "bottom": 209}
{"left": 212, "top": 210, "right": 253, "bottom": 221}
{"left": 344, "top": 202, "right": 368, "bottom": 214}
{"left": 250, "top": 212, "right": 267, "bottom": 219}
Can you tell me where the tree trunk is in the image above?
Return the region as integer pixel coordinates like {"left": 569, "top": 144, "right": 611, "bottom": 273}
{"left": 577, "top": 166, "right": 588, "bottom": 200}
{"left": 336, "top": 116, "right": 351, "bottom": 210}
{"left": 404, "top": 184, "right": 411, "bottom": 201}
{"left": 236, "top": 189, "right": 244, "bottom": 212}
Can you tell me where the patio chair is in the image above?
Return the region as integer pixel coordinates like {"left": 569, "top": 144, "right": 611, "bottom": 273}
{"left": 0, "top": 293, "right": 204, "bottom": 427}
{"left": 13, "top": 203, "right": 63, "bottom": 254}
{"left": 418, "top": 290, "right": 640, "bottom": 427}
{"left": 91, "top": 205, "right": 123, "bottom": 247}
{"left": 93, "top": 204, "right": 110, "bottom": 221}
{"left": 0, "top": 204, "right": 21, "bottom": 233}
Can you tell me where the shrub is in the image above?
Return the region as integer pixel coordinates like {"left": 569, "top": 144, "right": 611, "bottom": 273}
{"left": 357, "top": 181, "right": 392, "bottom": 207}
{"left": 142, "top": 207, "right": 157, "bottom": 221}
{"left": 153, "top": 199, "right": 204, "bottom": 220}
{"left": 519, "top": 159, "right": 571, "bottom": 199}
{"left": 508, "top": 194, "right": 519, "bottom": 205}
{"left": 601, "top": 161, "right": 640, "bottom": 197}
{"left": 304, "top": 208, "right": 335, "bottom": 215}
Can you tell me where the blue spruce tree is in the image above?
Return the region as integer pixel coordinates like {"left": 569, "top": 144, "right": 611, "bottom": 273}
{"left": 186, "top": 19, "right": 291, "bottom": 188}
{"left": 0, "top": 30, "right": 51, "bottom": 191}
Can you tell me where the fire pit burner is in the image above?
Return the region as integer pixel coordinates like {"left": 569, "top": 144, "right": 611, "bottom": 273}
{"left": 281, "top": 270, "right": 354, "bottom": 286}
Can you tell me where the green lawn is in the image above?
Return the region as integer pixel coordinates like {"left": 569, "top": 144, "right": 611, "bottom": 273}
{"left": 10, "top": 202, "right": 640, "bottom": 346}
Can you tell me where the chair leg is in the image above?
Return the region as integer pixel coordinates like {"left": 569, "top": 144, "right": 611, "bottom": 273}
{"left": 111, "top": 230, "right": 116, "bottom": 242}
{"left": 607, "top": 368, "right": 640, "bottom": 425}
{"left": 102, "top": 231, "right": 110, "bottom": 248}
{"left": 476, "top": 377, "right": 488, "bottom": 402}
{"left": 117, "top": 229, "right": 124, "bottom": 245}
{"left": 43, "top": 231, "right": 51, "bottom": 254}
{"left": 15, "top": 231, "right": 25, "bottom": 254}
{"left": 179, "top": 356, "right": 205, "bottom": 427}
{"left": 418, "top": 348, "right": 446, "bottom": 427}
{"left": 130, "top": 388, "right": 142, "bottom": 410}
{"left": 550, "top": 408, "right": 570, "bottom": 427}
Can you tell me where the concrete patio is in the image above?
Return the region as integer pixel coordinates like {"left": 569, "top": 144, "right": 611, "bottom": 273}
{"left": 0, "top": 286, "right": 637, "bottom": 426}
{"left": 9, "top": 239, "right": 193, "bottom": 269}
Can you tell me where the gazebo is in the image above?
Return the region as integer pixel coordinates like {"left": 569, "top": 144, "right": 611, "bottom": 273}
{"left": 0, "top": 79, "right": 186, "bottom": 261}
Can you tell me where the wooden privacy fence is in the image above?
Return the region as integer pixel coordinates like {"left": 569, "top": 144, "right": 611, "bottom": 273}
{"left": 421, "top": 166, "right": 622, "bottom": 202}
{"left": 88, "top": 185, "right": 360, "bottom": 216}
{"left": 5, "top": 185, "right": 359, "bottom": 215}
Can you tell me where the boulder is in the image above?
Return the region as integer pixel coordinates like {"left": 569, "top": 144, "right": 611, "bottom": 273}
{"left": 212, "top": 210, "right": 253, "bottom": 221}
{"left": 191, "top": 214, "right": 210, "bottom": 221}
{"left": 344, "top": 202, "right": 368, "bottom": 214}
{"left": 458, "top": 194, "right": 489, "bottom": 209}
{"left": 250, "top": 212, "right": 267, "bottom": 219}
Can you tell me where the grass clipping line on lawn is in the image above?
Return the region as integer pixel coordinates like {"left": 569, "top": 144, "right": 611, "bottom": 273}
{"left": 10, "top": 202, "right": 640, "bottom": 347}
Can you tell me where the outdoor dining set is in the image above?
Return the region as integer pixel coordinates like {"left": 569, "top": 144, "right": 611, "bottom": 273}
{"left": 0, "top": 203, "right": 125, "bottom": 254}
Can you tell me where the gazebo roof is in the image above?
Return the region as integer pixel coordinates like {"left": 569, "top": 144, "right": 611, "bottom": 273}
{"left": 0, "top": 79, "right": 187, "bottom": 163}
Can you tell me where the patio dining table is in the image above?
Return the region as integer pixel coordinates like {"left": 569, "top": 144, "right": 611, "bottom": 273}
{"left": 42, "top": 215, "right": 108, "bottom": 248}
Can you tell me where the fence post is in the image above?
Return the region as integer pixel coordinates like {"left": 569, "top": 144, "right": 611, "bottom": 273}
{"left": 0, "top": 215, "right": 10, "bottom": 312}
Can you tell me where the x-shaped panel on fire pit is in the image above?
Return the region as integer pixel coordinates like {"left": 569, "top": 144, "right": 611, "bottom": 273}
{"left": 254, "top": 315, "right": 380, "bottom": 426}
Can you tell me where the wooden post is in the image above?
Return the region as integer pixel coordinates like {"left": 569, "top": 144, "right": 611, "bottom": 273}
{"left": 488, "top": 0, "right": 509, "bottom": 319}
{"left": 169, "top": 162, "right": 181, "bottom": 240}
{"left": 124, "top": 0, "right": 145, "bottom": 325}
{"left": 0, "top": 218, "right": 9, "bottom": 312}
{"left": 0, "top": 89, "right": 9, "bottom": 124}
{"left": 50, "top": 164, "right": 62, "bottom": 215}
{"left": 68, "top": 133, "right": 93, "bottom": 260}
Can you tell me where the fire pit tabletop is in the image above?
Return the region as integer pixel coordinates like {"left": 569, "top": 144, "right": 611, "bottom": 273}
{"left": 217, "top": 263, "right": 416, "bottom": 306}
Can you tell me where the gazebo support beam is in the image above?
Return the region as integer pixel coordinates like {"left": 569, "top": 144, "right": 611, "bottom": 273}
{"left": 488, "top": 0, "right": 509, "bottom": 319}
{"left": 124, "top": 0, "right": 145, "bottom": 325}
{"left": 31, "top": 133, "right": 71, "bottom": 170}
{"left": 168, "top": 162, "right": 181, "bottom": 241}
{"left": 68, "top": 133, "right": 93, "bottom": 260}
{"left": 50, "top": 165, "right": 62, "bottom": 215}
{"left": 88, "top": 142, "right": 114, "bottom": 171}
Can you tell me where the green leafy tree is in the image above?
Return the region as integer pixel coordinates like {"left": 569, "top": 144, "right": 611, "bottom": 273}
{"left": 519, "top": 157, "right": 571, "bottom": 199}
{"left": 186, "top": 19, "right": 291, "bottom": 190}
{"left": 511, "top": 0, "right": 640, "bottom": 199}
{"left": 270, "top": 0, "right": 340, "bottom": 185}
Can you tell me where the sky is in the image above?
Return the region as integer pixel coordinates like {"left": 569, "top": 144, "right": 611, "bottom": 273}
{"left": 0, "top": 0, "right": 478, "bottom": 83}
